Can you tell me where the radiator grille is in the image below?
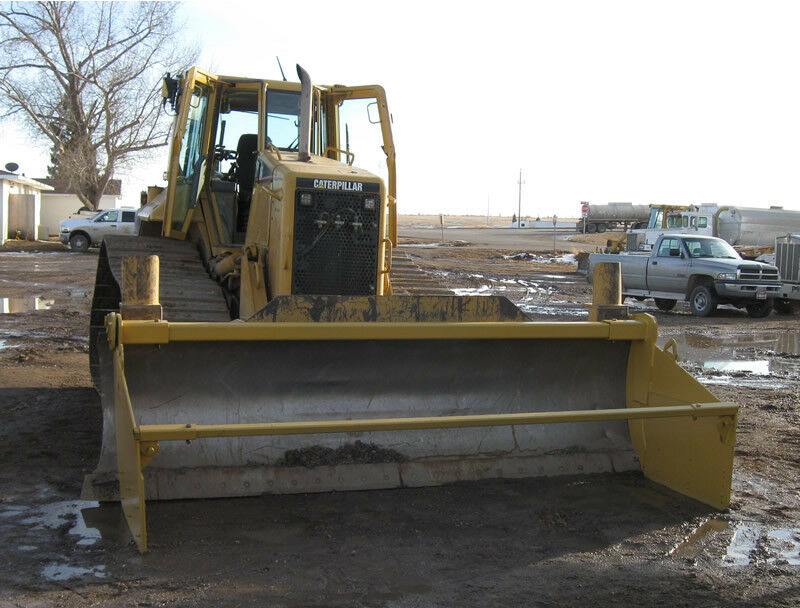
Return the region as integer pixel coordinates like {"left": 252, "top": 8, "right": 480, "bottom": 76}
{"left": 292, "top": 189, "right": 380, "bottom": 295}
{"left": 625, "top": 233, "right": 641, "bottom": 251}
{"left": 739, "top": 264, "right": 779, "bottom": 282}
{"left": 776, "top": 236, "right": 800, "bottom": 283}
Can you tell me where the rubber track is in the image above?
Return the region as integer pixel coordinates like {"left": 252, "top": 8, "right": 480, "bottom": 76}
{"left": 389, "top": 251, "right": 452, "bottom": 295}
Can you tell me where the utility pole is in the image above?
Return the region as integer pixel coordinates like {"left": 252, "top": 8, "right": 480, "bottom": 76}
{"left": 517, "top": 169, "right": 524, "bottom": 229}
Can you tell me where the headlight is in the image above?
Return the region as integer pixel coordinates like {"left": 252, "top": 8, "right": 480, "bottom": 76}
{"left": 60, "top": 227, "right": 69, "bottom": 233}
{"left": 716, "top": 272, "right": 737, "bottom": 280}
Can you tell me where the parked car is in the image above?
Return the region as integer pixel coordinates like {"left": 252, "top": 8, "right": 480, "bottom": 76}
{"left": 59, "top": 208, "right": 137, "bottom": 252}
{"left": 589, "top": 234, "right": 781, "bottom": 317}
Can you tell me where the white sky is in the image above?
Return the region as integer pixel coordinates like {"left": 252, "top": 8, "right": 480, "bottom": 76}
{"left": 2, "top": 0, "right": 800, "bottom": 218}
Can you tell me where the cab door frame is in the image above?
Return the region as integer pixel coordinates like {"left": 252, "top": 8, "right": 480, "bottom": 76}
{"left": 163, "top": 68, "right": 220, "bottom": 239}
{"left": 327, "top": 85, "right": 397, "bottom": 245}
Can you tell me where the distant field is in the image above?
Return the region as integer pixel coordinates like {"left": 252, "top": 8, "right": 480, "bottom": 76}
{"left": 398, "top": 215, "right": 580, "bottom": 229}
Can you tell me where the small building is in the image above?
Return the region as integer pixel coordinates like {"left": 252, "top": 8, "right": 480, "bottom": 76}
{"left": 35, "top": 178, "right": 123, "bottom": 237}
{"left": 0, "top": 170, "right": 54, "bottom": 245}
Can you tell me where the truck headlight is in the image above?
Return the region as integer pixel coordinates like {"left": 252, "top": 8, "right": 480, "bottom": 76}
{"left": 716, "top": 273, "right": 737, "bottom": 280}
{"left": 60, "top": 228, "right": 69, "bottom": 233}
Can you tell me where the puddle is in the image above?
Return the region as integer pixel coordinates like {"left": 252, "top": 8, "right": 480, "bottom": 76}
{"left": 2, "top": 500, "right": 121, "bottom": 581}
{"left": 703, "top": 360, "right": 771, "bottom": 375}
{"left": 17, "top": 500, "right": 103, "bottom": 546}
{"left": 662, "top": 330, "right": 800, "bottom": 387}
{"left": 42, "top": 562, "right": 106, "bottom": 582}
{"left": 670, "top": 518, "right": 729, "bottom": 557}
{"left": 518, "top": 302, "right": 588, "bottom": 317}
{"left": 723, "top": 524, "right": 800, "bottom": 566}
{"left": 0, "top": 338, "right": 23, "bottom": 350}
{"left": 398, "top": 242, "right": 449, "bottom": 248}
{"left": 765, "top": 530, "right": 800, "bottom": 565}
{"left": 501, "top": 252, "right": 577, "bottom": 265}
{"left": 0, "top": 296, "right": 54, "bottom": 313}
{"left": 3, "top": 498, "right": 128, "bottom": 550}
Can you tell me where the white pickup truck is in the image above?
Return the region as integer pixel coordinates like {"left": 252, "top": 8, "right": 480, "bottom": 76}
{"left": 589, "top": 234, "right": 781, "bottom": 317}
{"left": 59, "top": 208, "right": 138, "bottom": 252}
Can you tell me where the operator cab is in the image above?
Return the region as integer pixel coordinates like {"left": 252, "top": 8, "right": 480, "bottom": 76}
{"left": 211, "top": 86, "right": 312, "bottom": 244}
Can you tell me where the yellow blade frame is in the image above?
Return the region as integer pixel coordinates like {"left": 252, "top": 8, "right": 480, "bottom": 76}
{"left": 103, "top": 313, "right": 736, "bottom": 552}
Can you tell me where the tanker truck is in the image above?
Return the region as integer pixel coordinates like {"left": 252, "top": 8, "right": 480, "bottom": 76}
{"left": 625, "top": 204, "right": 800, "bottom": 258}
{"left": 576, "top": 202, "right": 650, "bottom": 233}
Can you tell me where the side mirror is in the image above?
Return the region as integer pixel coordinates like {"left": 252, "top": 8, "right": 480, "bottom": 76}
{"left": 367, "top": 101, "right": 381, "bottom": 124}
{"left": 161, "top": 73, "right": 179, "bottom": 112}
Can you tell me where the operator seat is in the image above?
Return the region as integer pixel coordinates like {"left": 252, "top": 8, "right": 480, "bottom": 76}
{"left": 235, "top": 134, "right": 258, "bottom": 234}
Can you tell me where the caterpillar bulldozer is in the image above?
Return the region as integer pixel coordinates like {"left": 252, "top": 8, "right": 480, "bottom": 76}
{"left": 82, "top": 66, "right": 739, "bottom": 551}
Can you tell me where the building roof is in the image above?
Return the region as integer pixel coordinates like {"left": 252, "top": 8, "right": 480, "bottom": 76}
{"left": 0, "top": 171, "right": 54, "bottom": 191}
{"left": 34, "top": 177, "right": 122, "bottom": 197}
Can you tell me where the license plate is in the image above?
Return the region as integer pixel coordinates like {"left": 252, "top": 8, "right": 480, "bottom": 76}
{"left": 756, "top": 290, "right": 767, "bottom": 300}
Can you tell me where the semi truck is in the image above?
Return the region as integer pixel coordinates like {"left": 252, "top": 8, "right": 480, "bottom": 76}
{"left": 576, "top": 202, "right": 650, "bottom": 233}
{"left": 625, "top": 204, "right": 800, "bottom": 257}
{"left": 589, "top": 234, "right": 780, "bottom": 317}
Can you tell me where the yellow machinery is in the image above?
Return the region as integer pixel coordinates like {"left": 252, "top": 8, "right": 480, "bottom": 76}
{"left": 83, "top": 66, "right": 738, "bottom": 551}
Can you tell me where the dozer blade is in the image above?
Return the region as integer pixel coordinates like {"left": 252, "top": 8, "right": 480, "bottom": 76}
{"left": 84, "top": 311, "right": 737, "bottom": 552}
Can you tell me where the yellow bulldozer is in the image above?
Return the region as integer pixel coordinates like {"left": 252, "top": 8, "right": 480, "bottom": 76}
{"left": 82, "top": 66, "right": 738, "bottom": 551}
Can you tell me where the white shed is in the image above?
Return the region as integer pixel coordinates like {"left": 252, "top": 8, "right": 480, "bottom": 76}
{"left": 0, "top": 170, "right": 54, "bottom": 245}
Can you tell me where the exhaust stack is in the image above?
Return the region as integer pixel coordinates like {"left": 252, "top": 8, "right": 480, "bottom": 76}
{"left": 296, "top": 65, "right": 312, "bottom": 162}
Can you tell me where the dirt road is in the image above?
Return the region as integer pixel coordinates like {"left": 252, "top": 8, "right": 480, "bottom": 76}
{"left": 1, "top": 234, "right": 798, "bottom": 607}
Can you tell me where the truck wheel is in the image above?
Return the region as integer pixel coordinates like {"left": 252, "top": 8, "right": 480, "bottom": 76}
{"left": 689, "top": 285, "right": 718, "bottom": 317}
{"left": 746, "top": 299, "right": 772, "bottom": 318}
{"left": 586, "top": 223, "right": 597, "bottom": 234}
{"left": 773, "top": 298, "right": 797, "bottom": 315}
{"left": 69, "top": 233, "right": 90, "bottom": 253}
{"left": 597, "top": 223, "right": 607, "bottom": 233}
{"left": 654, "top": 298, "right": 677, "bottom": 312}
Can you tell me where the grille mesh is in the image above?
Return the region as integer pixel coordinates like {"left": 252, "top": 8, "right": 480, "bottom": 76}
{"left": 292, "top": 189, "right": 380, "bottom": 295}
{"left": 739, "top": 265, "right": 779, "bottom": 282}
{"left": 776, "top": 238, "right": 800, "bottom": 283}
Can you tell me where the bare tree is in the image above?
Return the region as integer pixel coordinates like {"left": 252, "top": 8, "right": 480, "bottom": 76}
{"left": 0, "top": 1, "right": 196, "bottom": 208}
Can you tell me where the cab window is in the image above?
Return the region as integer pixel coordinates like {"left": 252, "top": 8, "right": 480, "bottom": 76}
{"left": 266, "top": 90, "right": 301, "bottom": 150}
{"left": 648, "top": 209, "right": 664, "bottom": 229}
{"left": 698, "top": 216, "right": 708, "bottom": 228}
{"left": 97, "top": 210, "right": 119, "bottom": 222}
{"left": 122, "top": 211, "right": 136, "bottom": 222}
{"left": 215, "top": 89, "right": 259, "bottom": 176}
{"left": 337, "top": 97, "right": 389, "bottom": 187}
{"left": 657, "top": 238, "right": 682, "bottom": 257}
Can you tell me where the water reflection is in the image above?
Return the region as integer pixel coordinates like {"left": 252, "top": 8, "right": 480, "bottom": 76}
{"left": 0, "top": 296, "right": 54, "bottom": 313}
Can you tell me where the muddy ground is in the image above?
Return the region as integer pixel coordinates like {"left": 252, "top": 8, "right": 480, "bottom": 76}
{"left": 0, "top": 230, "right": 798, "bottom": 607}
